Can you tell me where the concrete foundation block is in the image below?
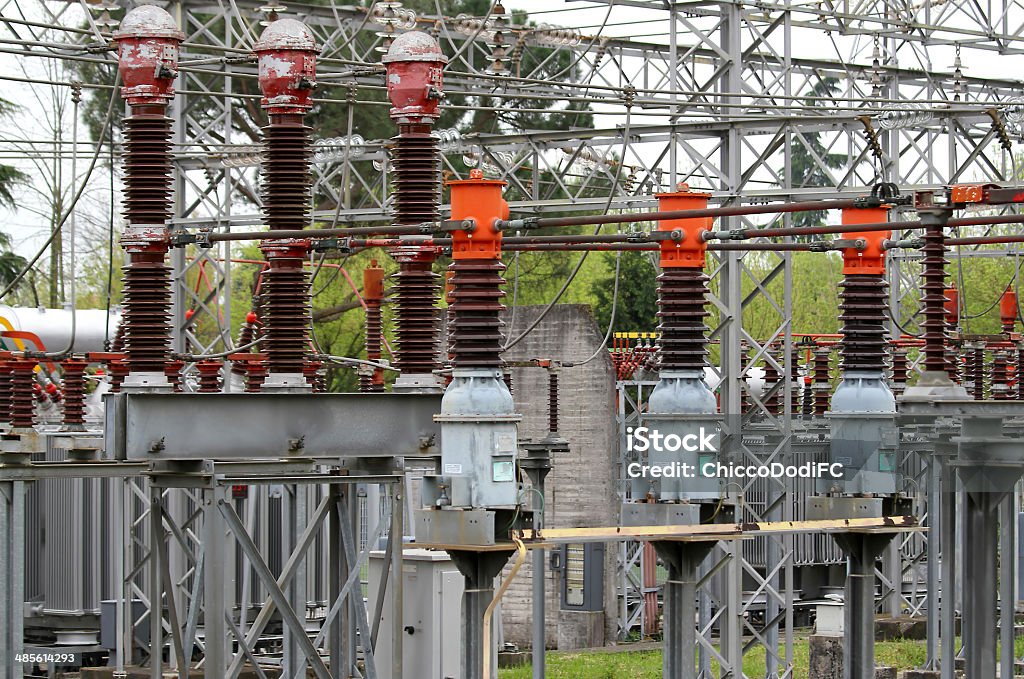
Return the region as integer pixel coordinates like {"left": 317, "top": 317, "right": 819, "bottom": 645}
{"left": 557, "top": 609, "right": 605, "bottom": 650}
{"left": 901, "top": 670, "right": 941, "bottom": 678}
{"left": 875, "top": 616, "right": 928, "bottom": 641}
{"left": 809, "top": 633, "right": 844, "bottom": 679}
{"left": 875, "top": 667, "right": 896, "bottom": 679}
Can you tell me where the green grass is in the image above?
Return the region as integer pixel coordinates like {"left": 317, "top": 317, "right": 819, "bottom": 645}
{"left": 498, "top": 637, "right": 937, "bottom": 678}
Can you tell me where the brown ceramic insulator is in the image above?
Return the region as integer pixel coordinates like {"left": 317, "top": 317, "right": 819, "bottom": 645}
{"left": 60, "top": 359, "right": 89, "bottom": 430}
{"left": 991, "top": 351, "right": 1011, "bottom": 400}
{"left": 966, "top": 344, "right": 985, "bottom": 400}
{"left": 389, "top": 128, "right": 442, "bottom": 374}
{"left": 122, "top": 113, "right": 173, "bottom": 226}
{"left": 245, "top": 360, "right": 267, "bottom": 393}
{"left": 802, "top": 376, "right": 813, "bottom": 416}
{"left": 110, "top": 322, "right": 126, "bottom": 353}
{"left": 789, "top": 344, "right": 802, "bottom": 413}
{"left": 1017, "top": 345, "right": 1024, "bottom": 399}
{"left": 890, "top": 348, "right": 908, "bottom": 397}
{"left": 231, "top": 319, "right": 257, "bottom": 378}
{"left": 739, "top": 342, "right": 751, "bottom": 414}
{"left": 9, "top": 360, "right": 36, "bottom": 429}
{"left": 303, "top": 361, "right": 326, "bottom": 393}
{"left": 121, "top": 256, "right": 172, "bottom": 374}
{"left": 813, "top": 347, "right": 831, "bottom": 416}
{"left": 260, "top": 261, "right": 310, "bottom": 374}
{"left": 109, "top": 359, "right": 129, "bottom": 393}
{"left": 360, "top": 303, "right": 384, "bottom": 392}
{"left": 165, "top": 359, "right": 184, "bottom": 393}
{"left": 763, "top": 352, "right": 781, "bottom": 415}
{"left": 920, "top": 224, "right": 951, "bottom": 375}
{"left": 196, "top": 360, "right": 223, "bottom": 393}
{"left": 392, "top": 263, "right": 441, "bottom": 373}
{"left": 0, "top": 359, "right": 11, "bottom": 424}
{"left": 392, "top": 127, "right": 441, "bottom": 226}
{"left": 447, "top": 259, "right": 506, "bottom": 369}
{"left": 838, "top": 274, "right": 888, "bottom": 374}
{"left": 548, "top": 371, "right": 559, "bottom": 434}
{"left": 656, "top": 267, "right": 709, "bottom": 371}
{"left": 261, "top": 122, "right": 311, "bottom": 231}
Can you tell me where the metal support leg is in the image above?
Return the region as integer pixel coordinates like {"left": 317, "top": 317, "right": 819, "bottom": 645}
{"left": 926, "top": 454, "right": 940, "bottom": 668}
{"left": 449, "top": 550, "right": 514, "bottom": 679}
{"left": 940, "top": 460, "right": 957, "bottom": 679}
{"left": 963, "top": 490, "right": 1000, "bottom": 679}
{"left": 883, "top": 538, "right": 901, "bottom": 617}
{"left": 283, "top": 484, "right": 308, "bottom": 677}
{"left": 391, "top": 482, "right": 404, "bottom": 679}
{"left": 328, "top": 486, "right": 343, "bottom": 676}
{"left": 150, "top": 485, "right": 164, "bottom": 679}
{"left": 531, "top": 545, "right": 545, "bottom": 679}
{"left": 1001, "top": 492, "right": 1016, "bottom": 679}
{"left": 0, "top": 480, "right": 25, "bottom": 679}
{"left": 204, "top": 486, "right": 228, "bottom": 677}
{"left": 652, "top": 540, "right": 716, "bottom": 679}
{"left": 834, "top": 532, "right": 896, "bottom": 679}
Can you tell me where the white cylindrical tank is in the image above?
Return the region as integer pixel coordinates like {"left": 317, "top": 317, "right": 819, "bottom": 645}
{"left": 0, "top": 306, "right": 122, "bottom": 354}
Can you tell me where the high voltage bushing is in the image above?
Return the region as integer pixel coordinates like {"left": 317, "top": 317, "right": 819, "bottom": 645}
{"left": 965, "top": 342, "right": 986, "bottom": 400}
{"left": 422, "top": 169, "right": 520, "bottom": 510}
{"left": 789, "top": 343, "right": 802, "bottom": 412}
{"left": 361, "top": 260, "right": 386, "bottom": 392}
{"left": 919, "top": 211, "right": 953, "bottom": 377}
{"left": 253, "top": 19, "right": 318, "bottom": 388}
{"left": 825, "top": 205, "right": 897, "bottom": 496}
{"left": 230, "top": 311, "right": 259, "bottom": 382}
{"left": 643, "top": 184, "right": 720, "bottom": 502}
{"left": 547, "top": 369, "right": 559, "bottom": 435}
{"left": 112, "top": 6, "right": 183, "bottom": 386}
{"left": 890, "top": 348, "right": 908, "bottom": 397}
{"left": 0, "top": 355, "right": 11, "bottom": 425}
{"left": 812, "top": 346, "right": 832, "bottom": 416}
{"left": 763, "top": 350, "right": 781, "bottom": 415}
{"left": 991, "top": 351, "right": 1011, "bottom": 400}
{"left": 1018, "top": 342, "right": 1024, "bottom": 399}
{"left": 383, "top": 33, "right": 447, "bottom": 382}
{"left": 60, "top": 358, "right": 89, "bottom": 431}
{"left": 838, "top": 274, "right": 888, "bottom": 373}
{"left": 9, "top": 359, "right": 37, "bottom": 429}
{"left": 196, "top": 361, "right": 223, "bottom": 393}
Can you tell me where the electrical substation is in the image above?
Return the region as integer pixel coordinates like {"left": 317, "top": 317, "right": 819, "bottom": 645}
{"left": 3, "top": 1, "right": 1024, "bottom": 678}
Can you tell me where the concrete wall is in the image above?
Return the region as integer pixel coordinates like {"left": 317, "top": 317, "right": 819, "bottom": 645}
{"left": 496, "top": 304, "right": 619, "bottom": 650}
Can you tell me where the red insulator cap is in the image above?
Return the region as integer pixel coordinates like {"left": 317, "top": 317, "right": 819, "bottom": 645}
{"left": 448, "top": 169, "right": 508, "bottom": 260}
{"left": 1001, "top": 289, "right": 1018, "bottom": 328}
{"left": 841, "top": 206, "right": 890, "bottom": 275}
{"left": 944, "top": 286, "right": 959, "bottom": 324}
{"left": 363, "top": 260, "right": 385, "bottom": 302}
{"left": 383, "top": 31, "right": 447, "bottom": 124}
{"left": 246, "top": 311, "right": 258, "bottom": 325}
{"left": 113, "top": 5, "right": 184, "bottom": 107}
{"left": 254, "top": 19, "right": 319, "bottom": 115}
{"left": 655, "top": 185, "right": 712, "bottom": 268}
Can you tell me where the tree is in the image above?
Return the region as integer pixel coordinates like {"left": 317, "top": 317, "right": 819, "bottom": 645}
{"left": 0, "top": 99, "right": 28, "bottom": 292}
{"left": 788, "top": 78, "right": 845, "bottom": 230}
{"left": 590, "top": 252, "right": 658, "bottom": 334}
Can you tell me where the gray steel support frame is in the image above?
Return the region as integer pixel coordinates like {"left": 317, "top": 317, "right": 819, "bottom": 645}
{"left": 651, "top": 540, "right": 716, "bottom": 679}
{"left": 0, "top": 480, "right": 25, "bottom": 679}
{"left": 962, "top": 490, "right": 1003, "bottom": 679}
{"left": 448, "top": 550, "right": 514, "bottom": 679}
{"left": 833, "top": 532, "right": 897, "bottom": 679}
